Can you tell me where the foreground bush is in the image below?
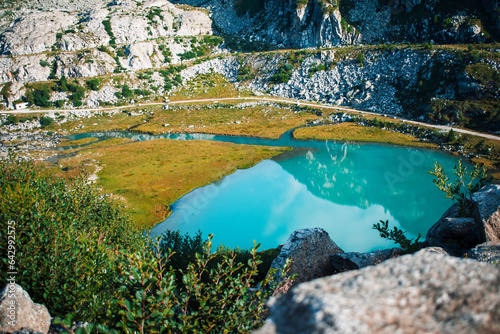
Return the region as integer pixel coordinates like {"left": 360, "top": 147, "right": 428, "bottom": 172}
{"left": 1, "top": 159, "right": 291, "bottom": 333}
{"left": 0, "top": 158, "right": 144, "bottom": 319}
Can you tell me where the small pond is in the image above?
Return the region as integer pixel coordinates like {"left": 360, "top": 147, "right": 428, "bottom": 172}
{"left": 66, "top": 130, "right": 461, "bottom": 252}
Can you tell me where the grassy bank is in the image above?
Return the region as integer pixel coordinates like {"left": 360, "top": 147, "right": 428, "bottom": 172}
{"left": 293, "top": 123, "right": 437, "bottom": 148}
{"left": 48, "top": 139, "right": 286, "bottom": 227}
{"left": 134, "top": 103, "right": 318, "bottom": 139}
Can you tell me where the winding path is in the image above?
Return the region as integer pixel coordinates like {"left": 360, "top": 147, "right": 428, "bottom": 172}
{"left": 2, "top": 96, "right": 500, "bottom": 141}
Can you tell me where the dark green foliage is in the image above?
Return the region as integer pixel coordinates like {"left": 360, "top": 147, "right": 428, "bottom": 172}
{"left": 26, "top": 85, "right": 51, "bottom": 107}
{"left": 102, "top": 19, "right": 116, "bottom": 45}
{"left": 3, "top": 114, "right": 17, "bottom": 125}
{"left": 56, "top": 32, "right": 63, "bottom": 40}
{"left": 270, "top": 63, "right": 294, "bottom": 84}
{"left": 308, "top": 63, "right": 326, "bottom": 77}
{"left": 1, "top": 81, "right": 12, "bottom": 100}
{"left": 116, "top": 47, "right": 126, "bottom": 58}
{"left": 39, "top": 60, "right": 50, "bottom": 67}
{"left": 174, "top": 74, "right": 182, "bottom": 84}
{"left": 86, "top": 78, "right": 101, "bottom": 91}
{"left": 429, "top": 161, "right": 488, "bottom": 217}
{"left": 447, "top": 129, "right": 457, "bottom": 143}
{"left": 202, "top": 35, "right": 222, "bottom": 47}
{"left": 146, "top": 7, "right": 163, "bottom": 23}
{"left": 0, "top": 159, "right": 293, "bottom": 333}
{"left": 0, "top": 159, "right": 143, "bottom": 319}
{"left": 373, "top": 220, "right": 422, "bottom": 254}
{"left": 179, "top": 50, "right": 197, "bottom": 60}
{"left": 159, "top": 230, "right": 205, "bottom": 271}
{"left": 237, "top": 64, "right": 252, "bottom": 81}
{"left": 87, "top": 236, "right": 293, "bottom": 334}
{"left": 161, "top": 47, "right": 172, "bottom": 63}
{"left": 422, "top": 41, "right": 433, "bottom": 50}
{"left": 48, "top": 60, "right": 57, "bottom": 80}
{"left": 121, "top": 84, "right": 133, "bottom": 98}
{"left": 39, "top": 116, "right": 53, "bottom": 127}
{"left": 357, "top": 52, "right": 365, "bottom": 66}
{"left": 97, "top": 45, "right": 111, "bottom": 54}
{"left": 54, "top": 99, "right": 65, "bottom": 108}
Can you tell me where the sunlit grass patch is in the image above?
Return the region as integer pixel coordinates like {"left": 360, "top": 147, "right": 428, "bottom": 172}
{"left": 169, "top": 72, "right": 251, "bottom": 101}
{"left": 136, "top": 103, "right": 319, "bottom": 138}
{"left": 50, "top": 139, "right": 287, "bottom": 228}
{"left": 46, "top": 111, "right": 147, "bottom": 135}
{"left": 293, "top": 122, "right": 437, "bottom": 148}
{"left": 57, "top": 137, "right": 99, "bottom": 146}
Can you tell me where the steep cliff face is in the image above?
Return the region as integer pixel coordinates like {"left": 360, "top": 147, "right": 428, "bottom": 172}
{"left": 172, "top": 0, "right": 497, "bottom": 47}
{"left": 195, "top": 0, "right": 359, "bottom": 48}
{"left": 341, "top": 0, "right": 495, "bottom": 44}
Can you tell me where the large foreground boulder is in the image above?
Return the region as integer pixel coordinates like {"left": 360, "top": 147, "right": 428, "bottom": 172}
{"left": 269, "top": 228, "right": 343, "bottom": 289}
{"left": 255, "top": 251, "right": 500, "bottom": 334}
{"left": 0, "top": 284, "right": 51, "bottom": 334}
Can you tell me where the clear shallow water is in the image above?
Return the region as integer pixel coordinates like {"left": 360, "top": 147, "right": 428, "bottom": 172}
{"left": 67, "top": 130, "right": 461, "bottom": 252}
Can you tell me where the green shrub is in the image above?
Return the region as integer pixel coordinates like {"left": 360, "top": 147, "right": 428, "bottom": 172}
{"left": 86, "top": 78, "right": 101, "bottom": 91}
{"left": 39, "top": 60, "right": 50, "bottom": 67}
{"left": 121, "top": 84, "right": 133, "bottom": 99}
{"left": 308, "top": 63, "right": 326, "bottom": 77}
{"left": 270, "top": 63, "right": 293, "bottom": 84}
{"left": 102, "top": 19, "right": 116, "bottom": 45}
{"left": 25, "top": 85, "right": 51, "bottom": 107}
{"left": 74, "top": 236, "right": 294, "bottom": 334}
{"left": 373, "top": 220, "right": 422, "bottom": 254}
{"left": 357, "top": 52, "right": 365, "bottom": 66}
{"left": 429, "top": 161, "right": 488, "bottom": 216}
{"left": 0, "top": 159, "right": 143, "bottom": 320}
{"left": 39, "top": 116, "right": 53, "bottom": 127}
{"left": 3, "top": 114, "right": 17, "bottom": 125}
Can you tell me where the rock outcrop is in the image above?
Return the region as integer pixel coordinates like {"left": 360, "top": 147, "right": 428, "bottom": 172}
{"left": 426, "top": 184, "right": 500, "bottom": 254}
{"left": 0, "top": 284, "right": 51, "bottom": 334}
{"left": 269, "top": 228, "right": 343, "bottom": 289}
{"left": 464, "top": 241, "right": 500, "bottom": 264}
{"left": 198, "top": 0, "right": 359, "bottom": 48}
{"left": 255, "top": 251, "right": 500, "bottom": 334}
{"left": 330, "top": 247, "right": 402, "bottom": 274}
{"left": 472, "top": 184, "right": 500, "bottom": 242}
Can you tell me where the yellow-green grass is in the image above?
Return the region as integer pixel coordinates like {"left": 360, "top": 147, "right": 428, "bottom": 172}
{"left": 293, "top": 123, "right": 437, "bottom": 148}
{"left": 57, "top": 137, "right": 99, "bottom": 146}
{"left": 136, "top": 103, "right": 319, "bottom": 139}
{"left": 45, "top": 111, "right": 147, "bottom": 135}
{"left": 50, "top": 139, "right": 287, "bottom": 228}
{"left": 169, "top": 72, "right": 252, "bottom": 101}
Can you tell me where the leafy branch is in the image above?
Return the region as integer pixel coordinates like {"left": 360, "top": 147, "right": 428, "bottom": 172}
{"left": 373, "top": 220, "right": 422, "bottom": 254}
{"left": 429, "top": 160, "right": 488, "bottom": 217}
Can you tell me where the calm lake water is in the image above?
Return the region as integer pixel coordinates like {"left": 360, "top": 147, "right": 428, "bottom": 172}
{"left": 67, "top": 130, "right": 461, "bottom": 252}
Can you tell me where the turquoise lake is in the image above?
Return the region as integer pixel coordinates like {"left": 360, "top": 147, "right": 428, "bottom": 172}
{"left": 67, "top": 130, "right": 461, "bottom": 252}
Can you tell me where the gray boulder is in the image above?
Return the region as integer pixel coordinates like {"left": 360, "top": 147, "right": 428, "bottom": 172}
{"left": 269, "top": 228, "right": 343, "bottom": 290}
{"left": 426, "top": 216, "right": 482, "bottom": 250}
{"left": 472, "top": 184, "right": 500, "bottom": 242}
{"left": 0, "top": 284, "right": 51, "bottom": 334}
{"left": 331, "top": 248, "right": 402, "bottom": 273}
{"left": 464, "top": 241, "right": 500, "bottom": 264}
{"left": 255, "top": 251, "right": 500, "bottom": 334}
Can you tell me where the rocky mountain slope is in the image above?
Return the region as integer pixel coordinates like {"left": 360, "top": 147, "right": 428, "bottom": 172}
{"left": 0, "top": 0, "right": 498, "bottom": 137}
{"left": 169, "top": 0, "right": 498, "bottom": 48}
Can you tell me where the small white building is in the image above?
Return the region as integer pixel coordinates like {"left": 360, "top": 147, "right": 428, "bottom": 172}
{"left": 14, "top": 102, "right": 29, "bottom": 110}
